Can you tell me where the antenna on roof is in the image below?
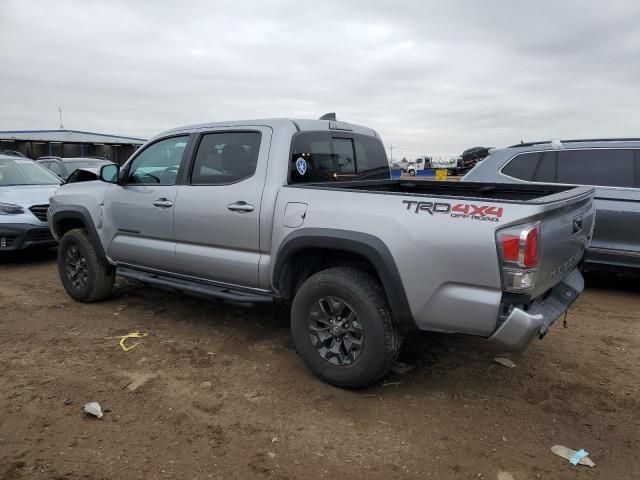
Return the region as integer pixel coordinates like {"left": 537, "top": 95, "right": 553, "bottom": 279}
{"left": 318, "top": 112, "right": 337, "bottom": 121}
{"left": 58, "top": 106, "right": 64, "bottom": 130}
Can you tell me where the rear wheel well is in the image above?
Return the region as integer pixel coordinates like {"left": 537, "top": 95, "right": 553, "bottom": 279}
{"left": 277, "top": 248, "right": 383, "bottom": 300}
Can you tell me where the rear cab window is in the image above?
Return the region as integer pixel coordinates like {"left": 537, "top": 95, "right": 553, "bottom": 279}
{"left": 289, "top": 131, "right": 389, "bottom": 183}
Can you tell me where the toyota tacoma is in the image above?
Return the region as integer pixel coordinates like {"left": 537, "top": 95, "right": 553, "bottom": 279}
{"left": 48, "top": 118, "right": 595, "bottom": 388}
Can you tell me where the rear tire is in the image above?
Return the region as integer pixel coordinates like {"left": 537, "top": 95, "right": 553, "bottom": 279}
{"left": 408, "top": 169, "right": 416, "bottom": 176}
{"left": 291, "top": 267, "right": 400, "bottom": 389}
{"left": 58, "top": 228, "right": 115, "bottom": 303}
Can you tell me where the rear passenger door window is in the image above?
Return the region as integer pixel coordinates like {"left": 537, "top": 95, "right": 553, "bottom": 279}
{"left": 190, "top": 131, "right": 261, "bottom": 185}
{"left": 556, "top": 149, "right": 635, "bottom": 188}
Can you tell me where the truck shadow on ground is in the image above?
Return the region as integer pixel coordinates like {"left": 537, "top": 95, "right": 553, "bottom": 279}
{"left": 110, "top": 280, "right": 498, "bottom": 384}
{"left": 4, "top": 250, "right": 634, "bottom": 392}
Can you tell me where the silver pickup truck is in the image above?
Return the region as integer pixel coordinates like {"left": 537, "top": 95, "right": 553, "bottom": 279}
{"left": 48, "top": 118, "right": 595, "bottom": 388}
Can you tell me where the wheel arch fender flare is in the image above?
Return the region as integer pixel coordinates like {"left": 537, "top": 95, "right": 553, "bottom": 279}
{"left": 51, "top": 206, "right": 107, "bottom": 262}
{"left": 272, "top": 228, "right": 417, "bottom": 332}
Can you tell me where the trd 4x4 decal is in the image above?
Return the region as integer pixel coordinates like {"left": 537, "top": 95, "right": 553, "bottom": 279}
{"left": 402, "top": 200, "right": 503, "bottom": 222}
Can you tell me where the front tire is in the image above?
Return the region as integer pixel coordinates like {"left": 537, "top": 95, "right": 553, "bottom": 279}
{"left": 58, "top": 228, "right": 115, "bottom": 303}
{"left": 291, "top": 267, "right": 400, "bottom": 388}
{"left": 408, "top": 169, "right": 416, "bottom": 176}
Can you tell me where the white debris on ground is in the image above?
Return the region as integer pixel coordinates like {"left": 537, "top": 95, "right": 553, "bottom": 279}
{"left": 494, "top": 357, "right": 516, "bottom": 368}
{"left": 551, "top": 445, "right": 596, "bottom": 467}
{"left": 83, "top": 402, "right": 103, "bottom": 419}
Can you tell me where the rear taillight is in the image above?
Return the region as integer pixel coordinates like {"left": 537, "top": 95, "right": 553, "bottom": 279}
{"left": 500, "top": 235, "right": 520, "bottom": 263}
{"left": 523, "top": 226, "right": 539, "bottom": 268}
{"left": 497, "top": 222, "right": 541, "bottom": 292}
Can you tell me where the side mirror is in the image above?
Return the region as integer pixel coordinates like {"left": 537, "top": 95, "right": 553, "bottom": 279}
{"left": 99, "top": 164, "right": 119, "bottom": 183}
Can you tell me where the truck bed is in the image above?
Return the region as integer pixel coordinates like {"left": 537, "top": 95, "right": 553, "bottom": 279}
{"left": 293, "top": 179, "right": 587, "bottom": 203}
{"left": 278, "top": 177, "right": 595, "bottom": 318}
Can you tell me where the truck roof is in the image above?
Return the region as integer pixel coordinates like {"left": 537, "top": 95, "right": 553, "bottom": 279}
{"left": 155, "top": 118, "right": 379, "bottom": 141}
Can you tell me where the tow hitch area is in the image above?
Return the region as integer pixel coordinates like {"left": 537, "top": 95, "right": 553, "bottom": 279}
{"left": 489, "top": 268, "right": 584, "bottom": 351}
{"left": 532, "top": 275, "right": 580, "bottom": 339}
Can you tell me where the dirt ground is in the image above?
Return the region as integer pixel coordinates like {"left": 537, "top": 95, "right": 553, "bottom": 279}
{"left": 1, "top": 250, "right": 638, "bottom": 480}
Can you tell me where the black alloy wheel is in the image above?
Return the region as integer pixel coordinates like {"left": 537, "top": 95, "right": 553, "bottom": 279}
{"left": 309, "top": 296, "right": 364, "bottom": 366}
{"left": 64, "top": 243, "right": 88, "bottom": 290}
{"left": 57, "top": 228, "right": 115, "bottom": 303}
{"left": 291, "top": 267, "right": 400, "bottom": 388}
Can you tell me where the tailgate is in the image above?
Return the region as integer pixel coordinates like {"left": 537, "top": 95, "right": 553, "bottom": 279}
{"left": 530, "top": 189, "right": 595, "bottom": 298}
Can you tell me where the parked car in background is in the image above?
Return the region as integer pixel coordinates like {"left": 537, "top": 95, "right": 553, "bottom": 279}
{"left": 36, "top": 157, "right": 116, "bottom": 181}
{"left": 0, "top": 154, "right": 61, "bottom": 251}
{"left": 406, "top": 157, "right": 432, "bottom": 176}
{"left": 0, "top": 149, "right": 28, "bottom": 158}
{"left": 454, "top": 146, "right": 492, "bottom": 175}
{"left": 49, "top": 117, "right": 594, "bottom": 388}
{"left": 462, "top": 139, "right": 640, "bottom": 272}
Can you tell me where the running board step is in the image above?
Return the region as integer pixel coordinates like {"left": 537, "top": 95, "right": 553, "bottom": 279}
{"left": 116, "top": 267, "right": 272, "bottom": 304}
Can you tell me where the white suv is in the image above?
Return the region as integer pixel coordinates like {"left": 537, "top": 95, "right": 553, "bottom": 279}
{"left": 0, "top": 154, "right": 61, "bottom": 251}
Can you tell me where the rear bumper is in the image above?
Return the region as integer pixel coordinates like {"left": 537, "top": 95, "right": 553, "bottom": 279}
{"left": 488, "top": 268, "right": 583, "bottom": 351}
{"left": 0, "top": 223, "right": 57, "bottom": 251}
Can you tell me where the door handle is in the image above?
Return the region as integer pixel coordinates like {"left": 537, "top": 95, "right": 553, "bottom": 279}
{"left": 153, "top": 198, "right": 174, "bottom": 208}
{"left": 227, "top": 201, "right": 254, "bottom": 213}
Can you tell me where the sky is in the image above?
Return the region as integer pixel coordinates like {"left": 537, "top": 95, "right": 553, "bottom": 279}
{"left": 1, "top": 0, "right": 640, "bottom": 159}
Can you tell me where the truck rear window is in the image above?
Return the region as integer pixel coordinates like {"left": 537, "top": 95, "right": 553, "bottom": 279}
{"left": 289, "top": 132, "right": 389, "bottom": 183}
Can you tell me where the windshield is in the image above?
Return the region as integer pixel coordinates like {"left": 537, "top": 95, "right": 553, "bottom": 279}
{"left": 65, "top": 160, "right": 111, "bottom": 169}
{"left": 0, "top": 158, "right": 62, "bottom": 186}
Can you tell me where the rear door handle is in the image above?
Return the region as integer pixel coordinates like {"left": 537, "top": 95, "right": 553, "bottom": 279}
{"left": 227, "top": 201, "right": 254, "bottom": 213}
{"left": 153, "top": 198, "right": 174, "bottom": 208}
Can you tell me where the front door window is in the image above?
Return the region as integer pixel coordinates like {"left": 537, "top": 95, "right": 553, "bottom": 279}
{"left": 127, "top": 136, "right": 189, "bottom": 185}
